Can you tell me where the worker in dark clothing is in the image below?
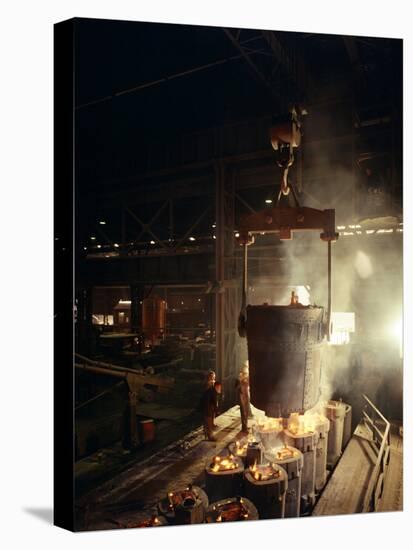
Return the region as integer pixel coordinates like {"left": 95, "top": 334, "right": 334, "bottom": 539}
{"left": 201, "top": 381, "right": 221, "bottom": 441}
{"left": 206, "top": 370, "right": 216, "bottom": 389}
{"left": 204, "top": 370, "right": 218, "bottom": 427}
{"left": 236, "top": 362, "right": 251, "bottom": 433}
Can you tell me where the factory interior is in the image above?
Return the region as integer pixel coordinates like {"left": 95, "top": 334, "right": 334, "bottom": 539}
{"left": 68, "top": 19, "right": 403, "bottom": 530}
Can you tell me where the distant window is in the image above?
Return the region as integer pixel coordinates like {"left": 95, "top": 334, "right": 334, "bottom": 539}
{"left": 92, "top": 314, "right": 114, "bottom": 326}
{"left": 92, "top": 314, "right": 104, "bottom": 325}
{"left": 330, "top": 312, "right": 355, "bottom": 346}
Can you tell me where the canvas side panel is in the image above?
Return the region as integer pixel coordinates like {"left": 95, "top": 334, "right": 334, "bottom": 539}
{"left": 54, "top": 18, "right": 75, "bottom": 533}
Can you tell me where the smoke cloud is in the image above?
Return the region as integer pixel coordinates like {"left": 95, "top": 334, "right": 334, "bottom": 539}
{"left": 245, "top": 159, "right": 402, "bottom": 415}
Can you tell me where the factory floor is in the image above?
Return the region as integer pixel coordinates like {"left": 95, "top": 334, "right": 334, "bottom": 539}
{"left": 75, "top": 403, "right": 201, "bottom": 499}
{"left": 75, "top": 368, "right": 208, "bottom": 498}
{"left": 75, "top": 406, "right": 245, "bottom": 530}
{"left": 75, "top": 408, "right": 403, "bottom": 531}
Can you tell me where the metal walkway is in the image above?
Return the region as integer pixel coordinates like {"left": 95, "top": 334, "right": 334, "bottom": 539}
{"left": 313, "top": 415, "right": 403, "bottom": 517}
{"left": 377, "top": 425, "right": 403, "bottom": 512}
{"left": 313, "top": 422, "right": 377, "bottom": 516}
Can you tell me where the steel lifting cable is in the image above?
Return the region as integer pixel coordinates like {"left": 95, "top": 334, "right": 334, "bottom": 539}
{"left": 242, "top": 241, "right": 248, "bottom": 310}
{"left": 238, "top": 241, "right": 248, "bottom": 337}
{"left": 327, "top": 240, "right": 332, "bottom": 341}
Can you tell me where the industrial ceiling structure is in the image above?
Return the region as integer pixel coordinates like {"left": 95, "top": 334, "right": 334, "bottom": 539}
{"left": 71, "top": 20, "right": 401, "bottom": 257}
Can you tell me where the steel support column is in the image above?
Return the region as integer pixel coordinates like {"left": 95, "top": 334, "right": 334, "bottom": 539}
{"left": 130, "top": 284, "right": 144, "bottom": 334}
{"left": 75, "top": 287, "right": 93, "bottom": 355}
{"left": 123, "top": 391, "right": 139, "bottom": 450}
{"left": 214, "top": 161, "right": 240, "bottom": 406}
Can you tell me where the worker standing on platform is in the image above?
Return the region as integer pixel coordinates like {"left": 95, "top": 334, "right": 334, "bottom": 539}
{"left": 206, "top": 370, "right": 216, "bottom": 388}
{"left": 201, "top": 381, "right": 221, "bottom": 441}
{"left": 236, "top": 362, "right": 251, "bottom": 433}
{"left": 205, "top": 370, "right": 217, "bottom": 426}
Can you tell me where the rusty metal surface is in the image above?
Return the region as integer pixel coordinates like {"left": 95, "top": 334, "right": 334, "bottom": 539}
{"left": 239, "top": 206, "right": 338, "bottom": 242}
{"left": 246, "top": 305, "right": 325, "bottom": 417}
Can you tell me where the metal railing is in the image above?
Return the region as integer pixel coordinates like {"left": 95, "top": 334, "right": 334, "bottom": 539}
{"left": 361, "top": 393, "right": 391, "bottom": 512}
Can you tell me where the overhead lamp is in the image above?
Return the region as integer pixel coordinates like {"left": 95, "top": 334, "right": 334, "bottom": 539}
{"left": 90, "top": 236, "right": 96, "bottom": 240}
{"left": 114, "top": 243, "right": 120, "bottom": 248}
{"left": 150, "top": 240, "right": 155, "bottom": 245}
{"left": 189, "top": 236, "right": 196, "bottom": 241}
{"left": 99, "top": 220, "right": 106, "bottom": 225}
{"left": 265, "top": 199, "right": 273, "bottom": 204}
{"left": 97, "top": 244, "right": 102, "bottom": 249}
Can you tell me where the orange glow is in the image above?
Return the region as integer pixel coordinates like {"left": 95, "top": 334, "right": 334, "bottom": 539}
{"left": 234, "top": 440, "right": 248, "bottom": 456}
{"left": 136, "top": 515, "right": 162, "bottom": 528}
{"left": 288, "top": 412, "right": 315, "bottom": 435}
{"left": 249, "top": 462, "right": 280, "bottom": 482}
{"left": 209, "top": 455, "right": 239, "bottom": 472}
{"left": 275, "top": 445, "right": 298, "bottom": 460}
{"left": 210, "top": 499, "right": 250, "bottom": 522}
{"left": 256, "top": 417, "right": 283, "bottom": 432}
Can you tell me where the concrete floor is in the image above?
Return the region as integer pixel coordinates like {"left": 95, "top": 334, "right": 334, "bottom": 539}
{"left": 75, "top": 371, "right": 207, "bottom": 498}
{"left": 75, "top": 406, "right": 200, "bottom": 499}
{"left": 75, "top": 406, "right": 246, "bottom": 530}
